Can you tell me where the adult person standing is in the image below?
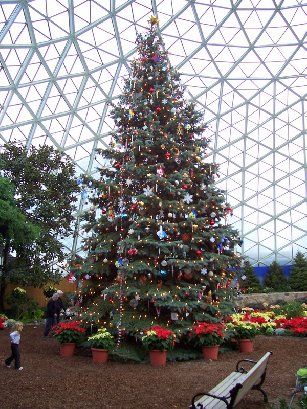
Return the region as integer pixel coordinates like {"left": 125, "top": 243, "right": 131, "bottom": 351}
{"left": 43, "top": 292, "right": 59, "bottom": 337}
{"left": 55, "top": 290, "right": 65, "bottom": 323}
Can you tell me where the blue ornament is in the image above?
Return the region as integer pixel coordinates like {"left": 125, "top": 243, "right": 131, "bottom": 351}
{"left": 77, "top": 177, "right": 83, "bottom": 185}
{"left": 157, "top": 227, "right": 167, "bottom": 240}
{"left": 115, "top": 258, "right": 124, "bottom": 267}
{"left": 81, "top": 190, "right": 88, "bottom": 199}
{"left": 159, "top": 270, "right": 167, "bottom": 277}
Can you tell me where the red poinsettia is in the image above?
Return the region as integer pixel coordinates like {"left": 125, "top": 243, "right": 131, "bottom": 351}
{"left": 52, "top": 320, "right": 86, "bottom": 344}
{"left": 0, "top": 316, "right": 6, "bottom": 330}
{"left": 243, "top": 314, "right": 268, "bottom": 324}
{"left": 141, "top": 325, "right": 176, "bottom": 351}
{"left": 192, "top": 322, "right": 225, "bottom": 346}
{"left": 275, "top": 317, "right": 307, "bottom": 336}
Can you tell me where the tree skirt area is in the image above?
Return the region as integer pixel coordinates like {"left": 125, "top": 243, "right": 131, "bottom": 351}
{"left": 0, "top": 326, "right": 305, "bottom": 409}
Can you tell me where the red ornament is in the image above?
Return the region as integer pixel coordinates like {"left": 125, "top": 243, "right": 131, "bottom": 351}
{"left": 182, "top": 233, "right": 190, "bottom": 243}
{"left": 114, "top": 162, "right": 121, "bottom": 169}
{"left": 182, "top": 185, "right": 188, "bottom": 190}
{"left": 195, "top": 250, "right": 202, "bottom": 257}
{"left": 141, "top": 57, "right": 147, "bottom": 63}
{"left": 127, "top": 248, "right": 138, "bottom": 256}
{"left": 210, "top": 220, "right": 215, "bottom": 225}
{"left": 156, "top": 107, "right": 161, "bottom": 112}
{"left": 149, "top": 87, "right": 155, "bottom": 93}
{"left": 165, "top": 151, "right": 171, "bottom": 160}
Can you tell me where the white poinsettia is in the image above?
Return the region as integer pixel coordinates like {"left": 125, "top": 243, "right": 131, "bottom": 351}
{"left": 126, "top": 178, "right": 133, "bottom": 186}
{"left": 143, "top": 185, "right": 153, "bottom": 196}
{"left": 183, "top": 193, "right": 193, "bottom": 204}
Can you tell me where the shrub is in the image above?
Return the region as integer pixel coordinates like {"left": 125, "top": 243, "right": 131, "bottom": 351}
{"left": 281, "top": 301, "right": 305, "bottom": 319}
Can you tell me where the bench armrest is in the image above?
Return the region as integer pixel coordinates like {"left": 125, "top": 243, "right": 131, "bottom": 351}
{"left": 190, "top": 392, "right": 230, "bottom": 409}
{"left": 236, "top": 359, "right": 257, "bottom": 373}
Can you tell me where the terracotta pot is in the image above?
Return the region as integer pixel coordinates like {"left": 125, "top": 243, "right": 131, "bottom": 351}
{"left": 91, "top": 348, "right": 109, "bottom": 363}
{"left": 202, "top": 345, "right": 219, "bottom": 360}
{"left": 59, "top": 342, "right": 75, "bottom": 357}
{"left": 149, "top": 350, "right": 167, "bottom": 367}
{"left": 238, "top": 339, "right": 253, "bottom": 353}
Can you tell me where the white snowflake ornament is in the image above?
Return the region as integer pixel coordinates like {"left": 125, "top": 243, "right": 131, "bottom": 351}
{"left": 143, "top": 186, "right": 153, "bottom": 196}
{"left": 126, "top": 178, "right": 133, "bottom": 186}
{"left": 183, "top": 193, "right": 193, "bottom": 204}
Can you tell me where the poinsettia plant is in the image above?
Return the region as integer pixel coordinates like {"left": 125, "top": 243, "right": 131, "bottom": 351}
{"left": 141, "top": 325, "right": 176, "bottom": 351}
{"left": 227, "top": 321, "right": 258, "bottom": 339}
{"left": 191, "top": 322, "right": 225, "bottom": 347}
{"left": 52, "top": 320, "right": 86, "bottom": 344}
{"left": 0, "top": 314, "right": 7, "bottom": 330}
{"left": 88, "top": 328, "right": 115, "bottom": 350}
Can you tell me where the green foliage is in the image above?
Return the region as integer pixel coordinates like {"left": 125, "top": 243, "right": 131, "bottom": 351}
{"left": 6, "top": 287, "right": 29, "bottom": 319}
{"left": 264, "top": 261, "right": 289, "bottom": 292}
{"left": 43, "top": 285, "right": 58, "bottom": 299}
{"left": 0, "top": 177, "right": 40, "bottom": 247}
{"left": 281, "top": 301, "right": 305, "bottom": 319}
{"left": 289, "top": 252, "right": 307, "bottom": 292}
{"left": 0, "top": 142, "right": 80, "bottom": 288}
{"left": 239, "top": 260, "right": 262, "bottom": 293}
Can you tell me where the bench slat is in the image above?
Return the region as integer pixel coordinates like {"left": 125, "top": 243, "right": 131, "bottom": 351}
{"left": 191, "top": 352, "right": 272, "bottom": 409}
{"left": 194, "top": 372, "right": 244, "bottom": 408}
{"left": 233, "top": 352, "right": 271, "bottom": 407}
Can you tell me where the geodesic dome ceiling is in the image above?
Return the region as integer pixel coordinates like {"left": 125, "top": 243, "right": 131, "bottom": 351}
{"left": 0, "top": 0, "right": 306, "bottom": 266}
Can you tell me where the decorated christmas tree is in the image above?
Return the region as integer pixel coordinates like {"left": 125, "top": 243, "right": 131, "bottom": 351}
{"left": 76, "top": 17, "right": 241, "bottom": 336}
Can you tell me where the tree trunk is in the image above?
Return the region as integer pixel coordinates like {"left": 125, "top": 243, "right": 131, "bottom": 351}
{"left": 0, "top": 239, "right": 10, "bottom": 311}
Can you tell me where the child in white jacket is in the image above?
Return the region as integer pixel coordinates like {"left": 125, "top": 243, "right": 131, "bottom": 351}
{"left": 5, "top": 322, "right": 23, "bottom": 370}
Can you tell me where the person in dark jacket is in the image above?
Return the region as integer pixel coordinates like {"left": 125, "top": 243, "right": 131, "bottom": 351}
{"left": 43, "top": 293, "right": 59, "bottom": 337}
{"left": 55, "top": 290, "right": 65, "bottom": 323}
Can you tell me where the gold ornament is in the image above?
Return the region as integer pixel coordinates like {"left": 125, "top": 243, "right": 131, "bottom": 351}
{"left": 149, "top": 15, "right": 159, "bottom": 25}
{"left": 177, "top": 125, "right": 184, "bottom": 135}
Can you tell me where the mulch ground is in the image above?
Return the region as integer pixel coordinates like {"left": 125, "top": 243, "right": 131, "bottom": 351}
{"left": 0, "top": 325, "right": 305, "bottom": 409}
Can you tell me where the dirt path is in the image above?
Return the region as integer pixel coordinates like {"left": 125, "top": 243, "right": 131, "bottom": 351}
{"left": 0, "top": 326, "right": 305, "bottom": 408}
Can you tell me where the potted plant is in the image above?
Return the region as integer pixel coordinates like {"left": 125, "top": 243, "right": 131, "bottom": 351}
{"left": 88, "top": 328, "right": 115, "bottom": 363}
{"left": 191, "top": 322, "right": 225, "bottom": 360}
{"left": 228, "top": 322, "right": 258, "bottom": 353}
{"left": 52, "top": 320, "right": 85, "bottom": 356}
{"left": 141, "top": 325, "right": 176, "bottom": 367}
{"left": 0, "top": 314, "right": 7, "bottom": 330}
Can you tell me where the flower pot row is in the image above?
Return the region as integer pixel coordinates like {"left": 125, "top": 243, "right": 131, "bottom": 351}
{"left": 59, "top": 342, "right": 110, "bottom": 363}
{"left": 59, "top": 338, "right": 254, "bottom": 365}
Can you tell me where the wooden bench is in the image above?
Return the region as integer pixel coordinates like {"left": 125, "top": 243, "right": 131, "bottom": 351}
{"left": 190, "top": 351, "right": 272, "bottom": 409}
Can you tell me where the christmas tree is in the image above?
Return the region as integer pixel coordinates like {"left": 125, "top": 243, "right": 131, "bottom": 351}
{"left": 77, "top": 17, "right": 241, "bottom": 336}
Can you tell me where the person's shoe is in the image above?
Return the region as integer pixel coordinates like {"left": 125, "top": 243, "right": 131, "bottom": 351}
{"left": 17, "top": 367, "right": 23, "bottom": 371}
